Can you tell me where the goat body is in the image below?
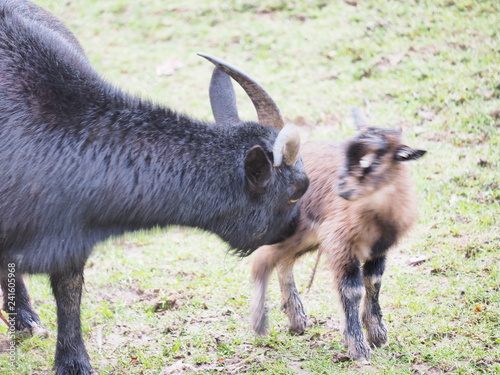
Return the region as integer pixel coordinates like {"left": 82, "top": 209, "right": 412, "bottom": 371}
{"left": 0, "top": 1, "right": 309, "bottom": 374}
{"left": 252, "top": 126, "right": 425, "bottom": 362}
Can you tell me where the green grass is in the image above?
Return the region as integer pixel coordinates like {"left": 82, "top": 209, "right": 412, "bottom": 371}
{"left": 1, "top": 0, "right": 499, "bottom": 374}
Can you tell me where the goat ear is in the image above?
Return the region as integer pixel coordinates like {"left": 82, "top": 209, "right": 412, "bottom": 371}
{"left": 209, "top": 67, "right": 240, "bottom": 126}
{"left": 395, "top": 146, "right": 427, "bottom": 161}
{"left": 244, "top": 145, "right": 272, "bottom": 193}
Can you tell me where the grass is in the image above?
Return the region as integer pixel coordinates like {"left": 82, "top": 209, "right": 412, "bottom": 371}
{"left": 1, "top": 0, "right": 499, "bottom": 374}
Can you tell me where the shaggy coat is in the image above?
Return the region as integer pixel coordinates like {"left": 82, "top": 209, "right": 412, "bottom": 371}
{"left": 251, "top": 126, "right": 425, "bottom": 362}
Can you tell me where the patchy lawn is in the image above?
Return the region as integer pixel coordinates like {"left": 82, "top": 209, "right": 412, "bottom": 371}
{"left": 1, "top": 0, "right": 499, "bottom": 374}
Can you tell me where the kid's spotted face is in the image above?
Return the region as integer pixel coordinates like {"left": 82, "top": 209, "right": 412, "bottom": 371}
{"left": 335, "top": 128, "right": 426, "bottom": 201}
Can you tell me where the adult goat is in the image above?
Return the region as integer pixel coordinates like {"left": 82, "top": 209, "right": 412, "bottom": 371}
{"left": 0, "top": 1, "right": 309, "bottom": 373}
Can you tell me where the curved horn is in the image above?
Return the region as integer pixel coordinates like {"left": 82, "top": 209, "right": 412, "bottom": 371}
{"left": 272, "top": 124, "right": 301, "bottom": 167}
{"left": 198, "top": 52, "right": 285, "bottom": 130}
{"left": 209, "top": 67, "right": 240, "bottom": 126}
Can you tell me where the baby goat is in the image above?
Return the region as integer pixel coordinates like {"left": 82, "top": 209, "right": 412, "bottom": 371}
{"left": 251, "top": 111, "right": 426, "bottom": 362}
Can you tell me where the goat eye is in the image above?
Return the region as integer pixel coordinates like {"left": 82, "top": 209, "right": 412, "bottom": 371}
{"left": 288, "top": 184, "right": 301, "bottom": 203}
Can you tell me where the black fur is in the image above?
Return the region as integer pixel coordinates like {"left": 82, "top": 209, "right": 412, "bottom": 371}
{"left": 0, "top": 1, "right": 308, "bottom": 374}
{"left": 362, "top": 255, "right": 388, "bottom": 348}
{"left": 0, "top": 274, "right": 42, "bottom": 333}
{"left": 338, "top": 259, "right": 370, "bottom": 361}
{"left": 371, "top": 217, "right": 399, "bottom": 257}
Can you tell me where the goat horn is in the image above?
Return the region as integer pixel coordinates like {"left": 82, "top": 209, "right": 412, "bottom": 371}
{"left": 208, "top": 67, "right": 240, "bottom": 126}
{"left": 351, "top": 107, "right": 369, "bottom": 129}
{"left": 198, "top": 53, "right": 285, "bottom": 130}
{"left": 272, "top": 124, "right": 300, "bottom": 167}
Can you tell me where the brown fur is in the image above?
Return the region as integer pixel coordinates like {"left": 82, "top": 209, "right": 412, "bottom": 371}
{"left": 251, "top": 127, "right": 426, "bottom": 362}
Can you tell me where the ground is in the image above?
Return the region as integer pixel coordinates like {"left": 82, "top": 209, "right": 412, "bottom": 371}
{"left": 1, "top": 0, "right": 499, "bottom": 374}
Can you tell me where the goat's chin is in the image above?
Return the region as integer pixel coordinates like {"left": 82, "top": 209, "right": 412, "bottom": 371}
{"left": 227, "top": 246, "right": 254, "bottom": 258}
{"left": 270, "top": 215, "right": 300, "bottom": 244}
{"left": 227, "top": 210, "right": 301, "bottom": 257}
{"left": 336, "top": 188, "right": 358, "bottom": 201}
{"left": 225, "top": 236, "right": 265, "bottom": 257}
{"left": 336, "top": 187, "right": 376, "bottom": 202}
{"left": 260, "top": 209, "right": 301, "bottom": 247}
{"left": 227, "top": 233, "right": 287, "bottom": 258}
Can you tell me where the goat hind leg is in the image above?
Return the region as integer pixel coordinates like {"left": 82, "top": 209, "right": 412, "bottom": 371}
{"left": 251, "top": 255, "right": 271, "bottom": 334}
{"left": 277, "top": 261, "right": 308, "bottom": 334}
{"left": 1, "top": 271, "right": 46, "bottom": 337}
{"left": 362, "top": 256, "right": 388, "bottom": 348}
{"left": 251, "top": 245, "right": 280, "bottom": 335}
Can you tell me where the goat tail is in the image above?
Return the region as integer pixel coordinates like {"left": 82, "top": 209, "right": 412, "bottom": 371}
{"left": 306, "top": 248, "right": 323, "bottom": 293}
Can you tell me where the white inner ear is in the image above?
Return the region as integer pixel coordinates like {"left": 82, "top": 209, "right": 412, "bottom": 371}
{"left": 397, "top": 147, "right": 412, "bottom": 159}
{"left": 360, "top": 153, "right": 375, "bottom": 168}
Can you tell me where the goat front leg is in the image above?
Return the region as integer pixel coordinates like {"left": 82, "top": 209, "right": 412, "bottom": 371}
{"left": 362, "top": 255, "right": 388, "bottom": 348}
{"left": 336, "top": 259, "right": 371, "bottom": 362}
{"left": 277, "top": 260, "right": 308, "bottom": 335}
{"left": 50, "top": 269, "right": 94, "bottom": 375}
{"left": 1, "top": 270, "right": 46, "bottom": 337}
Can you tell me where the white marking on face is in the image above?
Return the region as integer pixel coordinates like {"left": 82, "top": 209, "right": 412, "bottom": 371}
{"left": 360, "top": 153, "right": 376, "bottom": 169}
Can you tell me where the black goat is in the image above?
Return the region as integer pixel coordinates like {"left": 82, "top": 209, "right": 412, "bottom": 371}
{"left": 0, "top": 1, "right": 309, "bottom": 374}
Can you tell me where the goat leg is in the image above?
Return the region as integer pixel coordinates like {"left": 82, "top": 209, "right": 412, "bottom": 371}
{"left": 251, "top": 259, "right": 272, "bottom": 335}
{"left": 336, "top": 259, "right": 371, "bottom": 362}
{"left": 277, "top": 261, "right": 308, "bottom": 335}
{"left": 362, "top": 256, "right": 388, "bottom": 348}
{"left": 1, "top": 272, "right": 46, "bottom": 337}
{"left": 251, "top": 244, "right": 283, "bottom": 335}
{"left": 51, "top": 268, "right": 94, "bottom": 375}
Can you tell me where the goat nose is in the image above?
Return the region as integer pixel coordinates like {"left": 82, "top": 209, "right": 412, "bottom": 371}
{"left": 338, "top": 190, "right": 352, "bottom": 200}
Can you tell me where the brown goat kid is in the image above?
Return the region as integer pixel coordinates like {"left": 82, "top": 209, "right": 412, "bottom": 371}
{"left": 251, "top": 120, "right": 426, "bottom": 362}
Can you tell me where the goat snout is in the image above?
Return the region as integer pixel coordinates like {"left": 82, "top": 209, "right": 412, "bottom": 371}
{"left": 338, "top": 190, "right": 354, "bottom": 200}
{"left": 334, "top": 178, "right": 354, "bottom": 200}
